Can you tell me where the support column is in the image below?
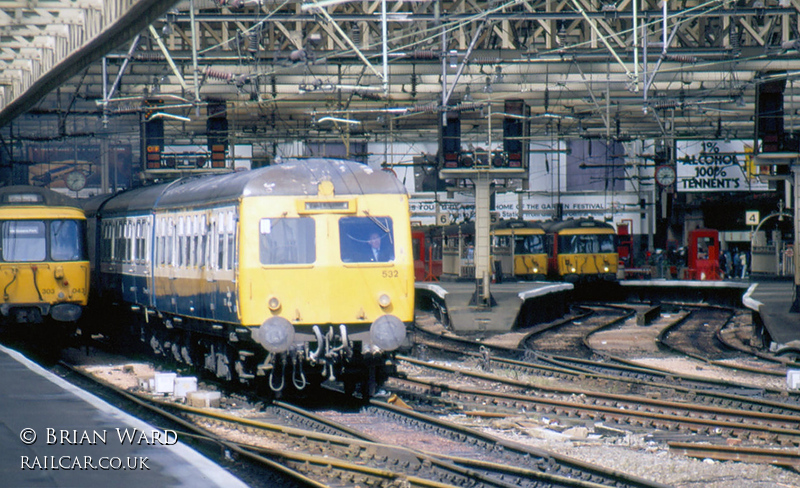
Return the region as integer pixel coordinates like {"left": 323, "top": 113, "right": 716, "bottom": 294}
{"left": 793, "top": 163, "right": 800, "bottom": 311}
{"left": 474, "top": 172, "right": 492, "bottom": 306}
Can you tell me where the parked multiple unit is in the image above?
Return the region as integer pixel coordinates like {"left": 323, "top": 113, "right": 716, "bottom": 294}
{"left": 541, "top": 218, "right": 618, "bottom": 282}
{"left": 491, "top": 219, "right": 547, "bottom": 281}
{"left": 0, "top": 186, "right": 88, "bottom": 325}
{"left": 413, "top": 217, "right": 618, "bottom": 283}
{"left": 83, "top": 159, "right": 415, "bottom": 398}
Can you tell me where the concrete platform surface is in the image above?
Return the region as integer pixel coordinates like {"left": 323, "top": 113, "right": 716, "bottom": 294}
{"left": 0, "top": 344, "right": 248, "bottom": 488}
{"left": 743, "top": 279, "right": 800, "bottom": 346}
{"left": 416, "top": 281, "right": 573, "bottom": 332}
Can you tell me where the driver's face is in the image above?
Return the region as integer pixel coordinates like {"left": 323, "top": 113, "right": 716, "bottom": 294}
{"left": 369, "top": 234, "right": 381, "bottom": 248}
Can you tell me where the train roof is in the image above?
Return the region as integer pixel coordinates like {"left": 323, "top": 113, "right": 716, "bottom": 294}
{"left": 97, "top": 158, "right": 406, "bottom": 216}
{"left": 491, "top": 219, "right": 544, "bottom": 233}
{"left": 0, "top": 185, "right": 81, "bottom": 208}
{"left": 541, "top": 218, "right": 615, "bottom": 232}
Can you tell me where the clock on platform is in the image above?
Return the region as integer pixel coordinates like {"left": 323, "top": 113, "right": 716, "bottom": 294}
{"left": 655, "top": 165, "right": 676, "bottom": 187}
{"left": 65, "top": 170, "right": 87, "bottom": 192}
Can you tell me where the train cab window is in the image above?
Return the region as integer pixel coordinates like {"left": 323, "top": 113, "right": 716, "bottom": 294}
{"left": 560, "top": 234, "right": 616, "bottom": 254}
{"left": 516, "top": 235, "right": 544, "bottom": 254}
{"left": 259, "top": 217, "right": 315, "bottom": 265}
{"left": 339, "top": 216, "right": 394, "bottom": 263}
{"left": 51, "top": 220, "right": 85, "bottom": 261}
{"left": 1, "top": 221, "right": 46, "bottom": 262}
{"left": 599, "top": 235, "right": 616, "bottom": 253}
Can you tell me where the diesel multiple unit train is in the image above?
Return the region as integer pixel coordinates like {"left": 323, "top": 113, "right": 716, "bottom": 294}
{"left": 81, "top": 159, "right": 415, "bottom": 397}
{"left": 414, "top": 217, "right": 618, "bottom": 283}
{"left": 0, "top": 186, "right": 88, "bottom": 325}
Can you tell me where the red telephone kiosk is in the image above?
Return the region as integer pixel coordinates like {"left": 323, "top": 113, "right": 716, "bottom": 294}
{"left": 687, "top": 228, "right": 720, "bottom": 280}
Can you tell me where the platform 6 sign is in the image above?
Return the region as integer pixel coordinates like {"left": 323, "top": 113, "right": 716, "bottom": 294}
{"left": 676, "top": 140, "right": 769, "bottom": 193}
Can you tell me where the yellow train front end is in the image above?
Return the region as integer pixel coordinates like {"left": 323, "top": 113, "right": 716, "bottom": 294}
{"left": 237, "top": 180, "right": 414, "bottom": 395}
{"left": 0, "top": 190, "right": 88, "bottom": 324}
{"left": 555, "top": 227, "right": 618, "bottom": 283}
{"left": 491, "top": 220, "right": 547, "bottom": 281}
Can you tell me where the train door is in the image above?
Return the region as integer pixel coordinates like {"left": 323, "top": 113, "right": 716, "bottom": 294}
{"left": 412, "top": 230, "right": 425, "bottom": 281}
{"left": 687, "top": 228, "right": 720, "bottom": 280}
{"left": 617, "top": 222, "right": 632, "bottom": 268}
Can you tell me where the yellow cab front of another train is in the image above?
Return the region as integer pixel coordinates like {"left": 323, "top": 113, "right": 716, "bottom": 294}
{"left": 545, "top": 218, "right": 619, "bottom": 282}
{"left": 0, "top": 186, "right": 88, "bottom": 324}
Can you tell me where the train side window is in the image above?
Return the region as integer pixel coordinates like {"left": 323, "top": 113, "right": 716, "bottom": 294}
{"left": 166, "top": 218, "right": 174, "bottom": 266}
{"left": 198, "top": 215, "right": 207, "bottom": 268}
{"left": 135, "top": 221, "right": 143, "bottom": 263}
{"left": 177, "top": 216, "right": 185, "bottom": 267}
{"left": 50, "top": 220, "right": 84, "bottom": 261}
{"left": 217, "top": 212, "right": 225, "bottom": 270}
{"left": 227, "top": 211, "right": 235, "bottom": 270}
{"left": 188, "top": 215, "right": 196, "bottom": 267}
{"left": 125, "top": 221, "right": 132, "bottom": 263}
{"left": 2, "top": 221, "right": 46, "bottom": 262}
{"left": 101, "top": 223, "right": 110, "bottom": 261}
{"left": 159, "top": 218, "right": 165, "bottom": 265}
{"left": 259, "top": 218, "right": 315, "bottom": 265}
{"left": 339, "top": 216, "right": 394, "bottom": 263}
{"left": 144, "top": 219, "right": 152, "bottom": 264}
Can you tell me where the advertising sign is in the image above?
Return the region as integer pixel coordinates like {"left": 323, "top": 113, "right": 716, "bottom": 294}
{"left": 676, "top": 140, "right": 769, "bottom": 192}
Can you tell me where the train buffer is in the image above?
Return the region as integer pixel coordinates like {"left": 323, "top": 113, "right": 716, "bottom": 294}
{"left": 416, "top": 281, "right": 573, "bottom": 333}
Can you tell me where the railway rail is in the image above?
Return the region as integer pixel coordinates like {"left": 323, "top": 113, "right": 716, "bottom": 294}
{"left": 667, "top": 441, "right": 800, "bottom": 469}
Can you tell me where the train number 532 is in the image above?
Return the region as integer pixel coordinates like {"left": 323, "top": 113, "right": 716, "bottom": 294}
{"left": 381, "top": 270, "right": 398, "bottom": 278}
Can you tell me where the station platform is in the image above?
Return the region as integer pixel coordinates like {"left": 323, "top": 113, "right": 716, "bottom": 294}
{"left": 415, "top": 281, "right": 573, "bottom": 332}
{"left": 0, "top": 344, "right": 248, "bottom": 488}
{"left": 616, "top": 279, "right": 751, "bottom": 308}
{"left": 742, "top": 278, "right": 800, "bottom": 349}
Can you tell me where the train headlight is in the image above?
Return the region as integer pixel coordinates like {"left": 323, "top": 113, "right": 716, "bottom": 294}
{"left": 604, "top": 266, "right": 609, "bottom": 272}
{"left": 571, "top": 267, "right": 577, "bottom": 273}
{"left": 267, "top": 296, "right": 281, "bottom": 311}
{"left": 378, "top": 294, "right": 391, "bottom": 308}
{"left": 370, "top": 315, "right": 406, "bottom": 351}
{"left": 532, "top": 268, "right": 538, "bottom": 273}
{"left": 256, "top": 316, "right": 295, "bottom": 353}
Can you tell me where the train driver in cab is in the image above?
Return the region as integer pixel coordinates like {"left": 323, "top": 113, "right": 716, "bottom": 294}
{"left": 367, "top": 231, "right": 393, "bottom": 262}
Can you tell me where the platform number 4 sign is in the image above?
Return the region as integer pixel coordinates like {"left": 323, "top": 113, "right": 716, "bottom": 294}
{"left": 745, "top": 210, "right": 760, "bottom": 226}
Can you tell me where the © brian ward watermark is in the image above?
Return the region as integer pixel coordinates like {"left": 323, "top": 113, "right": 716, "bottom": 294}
{"left": 17, "top": 428, "right": 179, "bottom": 471}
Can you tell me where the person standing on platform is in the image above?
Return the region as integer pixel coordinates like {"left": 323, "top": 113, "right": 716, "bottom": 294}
{"left": 739, "top": 251, "right": 748, "bottom": 279}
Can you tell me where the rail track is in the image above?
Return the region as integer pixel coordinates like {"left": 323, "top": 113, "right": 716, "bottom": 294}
{"left": 404, "top": 301, "right": 800, "bottom": 473}
{"left": 55, "top": 357, "right": 671, "bottom": 488}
